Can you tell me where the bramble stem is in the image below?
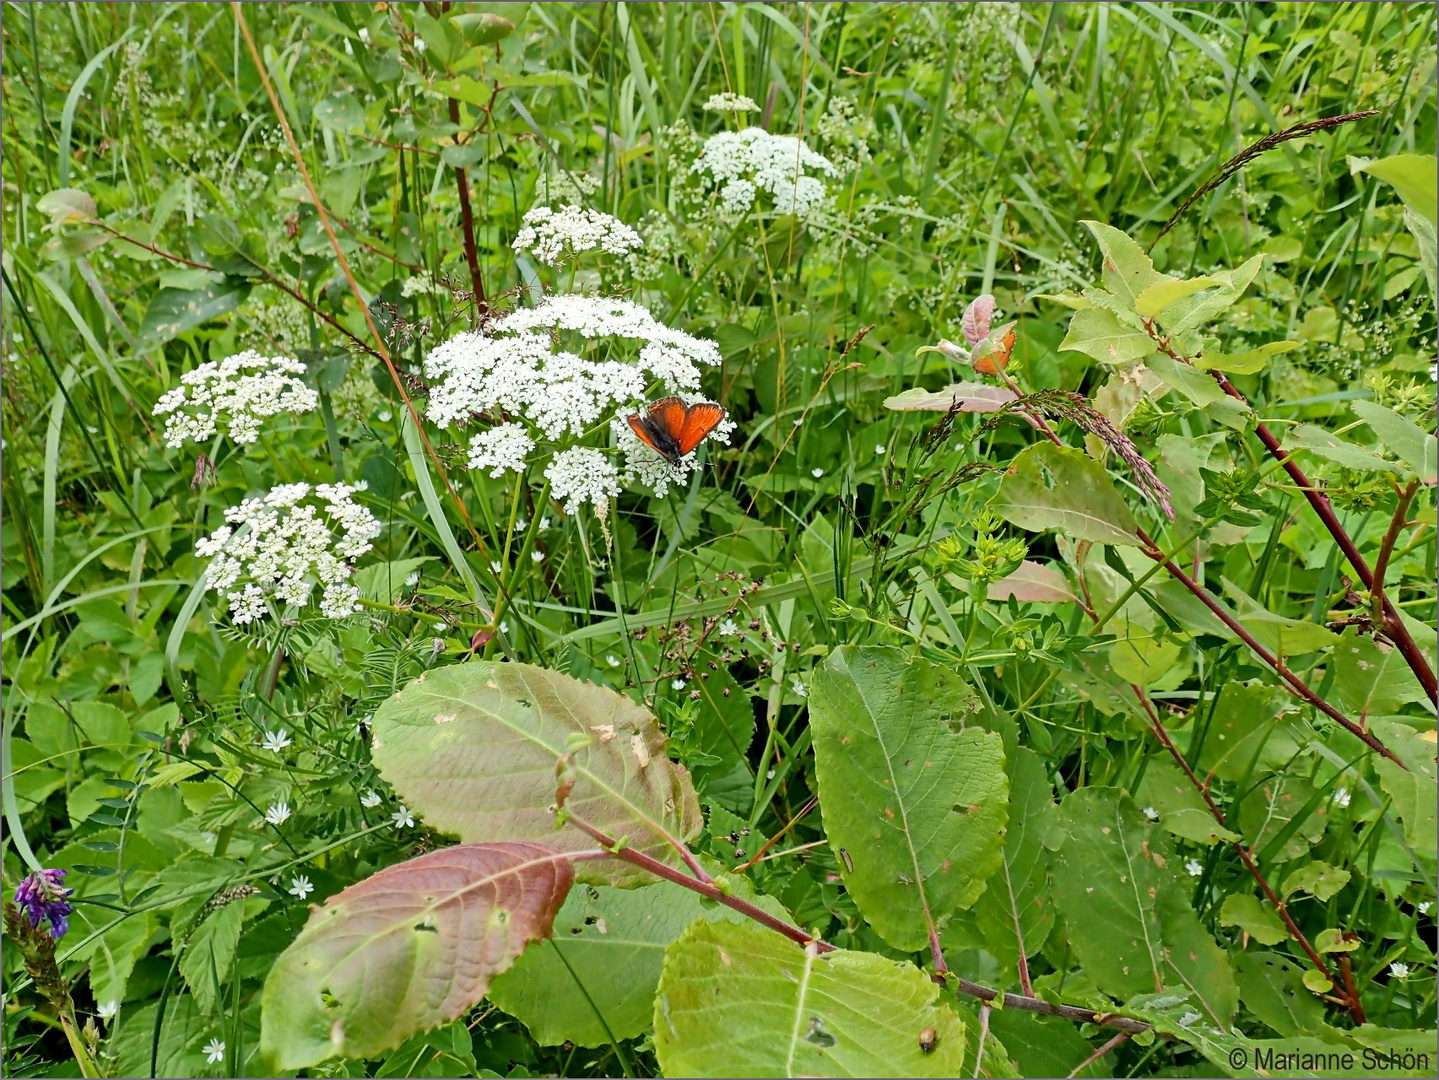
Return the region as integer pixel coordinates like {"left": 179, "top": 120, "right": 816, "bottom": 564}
{"left": 1371, "top": 480, "right": 1420, "bottom": 627}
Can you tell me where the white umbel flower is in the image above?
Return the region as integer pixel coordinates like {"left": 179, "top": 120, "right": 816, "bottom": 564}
{"left": 196, "top": 482, "right": 381, "bottom": 624}
{"left": 546, "top": 446, "right": 621, "bottom": 515}
{"left": 512, "top": 205, "right": 642, "bottom": 266}
{"left": 466, "top": 422, "right": 534, "bottom": 477}
{"left": 691, "top": 127, "right": 837, "bottom": 217}
{"left": 152, "top": 350, "right": 318, "bottom": 447}
{"left": 702, "top": 92, "right": 759, "bottom": 113}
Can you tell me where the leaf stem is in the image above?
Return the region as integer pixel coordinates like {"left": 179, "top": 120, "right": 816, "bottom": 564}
{"left": 1370, "top": 479, "right": 1420, "bottom": 626}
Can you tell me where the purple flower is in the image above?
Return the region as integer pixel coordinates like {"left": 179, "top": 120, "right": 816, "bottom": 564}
{"left": 15, "top": 868, "right": 74, "bottom": 940}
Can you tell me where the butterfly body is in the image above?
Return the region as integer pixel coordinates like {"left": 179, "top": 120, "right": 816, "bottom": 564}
{"left": 626, "top": 397, "right": 726, "bottom": 466}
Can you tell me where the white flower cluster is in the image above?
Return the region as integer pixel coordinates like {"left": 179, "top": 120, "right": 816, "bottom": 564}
{"left": 611, "top": 392, "right": 735, "bottom": 498}
{"left": 691, "top": 128, "right": 838, "bottom": 217}
{"left": 466, "top": 422, "right": 535, "bottom": 478}
{"left": 195, "top": 482, "right": 381, "bottom": 624}
{"left": 153, "top": 351, "right": 318, "bottom": 448}
{"left": 545, "top": 446, "right": 622, "bottom": 514}
{"left": 702, "top": 92, "right": 759, "bottom": 113}
{"left": 426, "top": 295, "right": 719, "bottom": 439}
{"left": 512, "top": 205, "right": 643, "bottom": 266}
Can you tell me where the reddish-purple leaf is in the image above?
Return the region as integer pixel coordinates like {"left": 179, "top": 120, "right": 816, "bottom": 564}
{"left": 988, "top": 561, "right": 1077, "bottom": 603}
{"left": 961, "top": 294, "right": 996, "bottom": 346}
{"left": 261, "top": 842, "right": 574, "bottom": 1069}
{"left": 883, "top": 382, "right": 1018, "bottom": 413}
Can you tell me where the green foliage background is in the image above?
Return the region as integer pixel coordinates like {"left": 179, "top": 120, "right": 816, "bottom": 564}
{"left": 2, "top": 2, "right": 1436, "bottom": 1077}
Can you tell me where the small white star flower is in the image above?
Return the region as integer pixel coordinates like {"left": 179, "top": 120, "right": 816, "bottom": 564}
{"left": 490, "top": 560, "right": 503, "bottom": 573}
{"left": 811, "top": 467, "right": 824, "bottom": 478}
{"left": 288, "top": 874, "right": 314, "bottom": 899}
{"left": 264, "top": 801, "right": 291, "bottom": 826}
{"left": 875, "top": 444, "right": 886, "bottom": 455}
{"left": 1185, "top": 859, "right": 1204, "bottom": 877}
{"left": 404, "top": 571, "right": 420, "bottom": 587}
{"left": 360, "top": 789, "right": 383, "bottom": 808}
{"left": 1418, "top": 901, "right": 1433, "bottom": 916}
{"left": 392, "top": 805, "right": 416, "bottom": 829}
{"left": 540, "top": 517, "right": 551, "bottom": 530}
{"left": 97, "top": 1000, "right": 117, "bottom": 1020}
{"left": 514, "top": 518, "right": 528, "bottom": 533}
{"left": 1389, "top": 962, "right": 1411, "bottom": 979}
{"left": 606, "top": 655, "right": 621, "bottom": 667}
{"left": 719, "top": 618, "right": 739, "bottom": 637}
{"left": 203, "top": 1038, "right": 226, "bottom": 1065}
{"left": 531, "top": 550, "right": 545, "bottom": 562}
{"left": 790, "top": 675, "right": 808, "bottom": 699}
{"left": 260, "top": 729, "right": 292, "bottom": 753}
{"left": 672, "top": 677, "right": 687, "bottom": 690}
{"left": 1142, "top": 806, "right": 1160, "bottom": 821}
{"left": 1333, "top": 786, "right": 1352, "bottom": 808}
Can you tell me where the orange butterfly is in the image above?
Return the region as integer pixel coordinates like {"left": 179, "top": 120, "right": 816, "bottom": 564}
{"left": 626, "top": 397, "right": 727, "bottom": 466}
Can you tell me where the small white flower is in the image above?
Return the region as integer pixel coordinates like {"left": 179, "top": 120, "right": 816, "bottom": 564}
{"left": 790, "top": 675, "right": 808, "bottom": 699}
{"left": 490, "top": 560, "right": 503, "bottom": 573}
{"left": 413, "top": 36, "right": 426, "bottom": 53}
{"left": 530, "top": 550, "right": 545, "bottom": 563}
{"left": 152, "top": 350, "right": 317, "bottom": 448}
{"left": 766, "top": 768, "right": 776, "bottom": 779}
{"left": 392, "top": 805, "right": 415, "bottom": 829}
{"left": 378, "top": 409, "right": 392, "bottom": 422}
{"left": 360, "top": 790, "right": 383, "bottom": 808}
{"left": 514, "top": 518, "right": 528, "bottom": 533}
{"left": 1389, "top": 962, "right": 1411, "bottom": 979}
{"left": 357, "top": 27, "right": 370, "bottom": 45}
{"left": 260, "top": 729, "right": 292, "bottom": 753}
{"left": 512, "top": 205, "right": 642, "bottom": 266}
{"left": 539, "top": 516, "right": 551, "bottom": 530}
{"left": 97, "top": 1000, "right": 117, "bottom": 1020}
{"left": 203, "top": 1038, "right": 226, "bottom": 1065}
{"left": 1142, "top": 806, "right": 1160, "bottom": 821}
{"left": 672, "top": 677, "right": 687, "bottom": 690}
{"left": 264, "top": 801, "right": 291, "bottom": 826}
{"left": 1333, "top": 786, "right": 1352, "bottom": 808}
{"left": 499, "top": 620, "right": 510, "bottom": 633}
{"left": 702, "top": 92, "right": 759, "bottom": 113}
{"left": 546, "top": 446, "right": 622, "bottom": 515}
{"left": 1185, "top": 859, "right": 1204, "bottom": 877}
{"left": 719, "top": 618, "right": 739, "bottom": 637}
{"left": 811, "top": 467, "right": 824, "bottom": 478}
{"left": 691, "top": 127, "right": 837, "bottom": 217}
{"left": 606, "top": 654, "right": 621, "bottom": 667}
{"left": 404, "top": 571, "right": 420, "bottom": 587}
{"left": 466, "top": 422, "right": 534, "bottom": 478}
{"left": 1418, "top": 901, "right": 1433, "bottom": 916}
{"left": 875, "top": 444, "right": 886, "bottom": 455}
{"left": 288, "top": 874, "right": 314, "bottom": 899}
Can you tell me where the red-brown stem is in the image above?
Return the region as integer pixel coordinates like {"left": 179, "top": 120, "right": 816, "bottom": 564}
{"left": 1067, "top": 1030, "right": 1132, "bottom": 1079}
{"left": 1337, "top": 954, "right": 1367, "bottom": 1025}
{"left": 1371, "top": 480, "right": 1420, "bottom": 626}
{"left": 446, "top": 96, "right": 488, "bottom": 314}
{"left": 563, "top": 812, "right": 1155, "bottom": 1035}
{"left": 1135, "top": 527, "right": 1402, "bottom": 767}
{"left": 1128, "top": 688, "right": 1363, "bottom": 1022}
{"left": 1205, "top": 370, "right": 1436, "bottom": 704}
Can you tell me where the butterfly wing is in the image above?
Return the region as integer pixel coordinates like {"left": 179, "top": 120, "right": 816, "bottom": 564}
{"left": 628, "top": 397, "right": 687, "bottom": 463}
{"left": 675, "top": 402, "right": 727, "bottom": 456}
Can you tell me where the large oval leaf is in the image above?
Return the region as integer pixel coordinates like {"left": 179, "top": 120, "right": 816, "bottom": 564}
{"left": 371, "top": 661, "right": 702, "bottom": 885}
{"left": 260, "top": 842, "right": 573, "bottom": 1070}
{"left": 990, "top": 442, "right": 1139, "bottom": 546}
{"left": 810, "top": 647, "right": 1008, "bottom": 951}
{"left": 653, "top": 919, "right": 968, "bottom": 1078}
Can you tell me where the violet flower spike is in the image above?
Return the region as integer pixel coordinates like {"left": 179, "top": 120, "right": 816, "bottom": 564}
{"left": 15, "top": 868, "right": 74, "bottom": 940}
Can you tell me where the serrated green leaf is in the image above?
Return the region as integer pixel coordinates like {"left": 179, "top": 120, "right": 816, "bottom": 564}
{"left": 261, "top": 842, "right": 573, "bottom": 1069}
{"left": 1058, "top": 306, "right": 1157, "bottom": 364}
{"left": 136, "top": 281, "right": 249, "bottom": 351}
{"left": 1372, "top": 721, "right": 1437, "bottom": 854}
{"left": 1135, "top": 276, "right": 1221, "bottom": 320}
{"left": 1286, "top": 423, "right": 1405, "bottom": 474}
{"left": 1332, "top": 632, "right": 1427, "bottom": 718}
{"left": 179, "top": 901, "right": 245, "bottom": 1015}
{"left": 371, "top": 662, "right": 702, "bottom": 886}
{"left": 1352, "top": 400, "right": 1437, "bottom": 484}
{"left": 991, "top": 442, "right": 1139, "bottom": 547}
{"left": 1162, "top": 255, "right": 1264, "bottom": 336}
{"left": 810, "top": 647, "right": 1007, "bottom": 951}
{"left": 1081, "top": 220, "right": 1168, "bottom": 311}
{"left": 1195, "top": 682, "right": 1307, "bottom": 783}
{"left": 653, "top": 920, "right": 968, "bottom": 1078}
{"left": 1195, "top": 340, "right": 1300, "bottom": 375}
{"left": 1362, "top": 154, "right": 1438, "bottom": 227}
{"left": 689, "top": 664, "right": 756, "bottom": 814}
{"left": 1282, "top": 861, "right": 1351, "bottom": 902}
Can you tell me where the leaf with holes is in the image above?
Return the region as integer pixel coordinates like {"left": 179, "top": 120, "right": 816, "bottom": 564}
{"left": 260, "top": 842, "right": 573, "bottom": 1070}
{"left": 653, "top": 919, "right": 968, "bottom": 1078}
{"left": 371, "top": 662, "right": 702, "bottom": 886}
{"left": 991, "top": 442, "right": 1140, "bottom": 547}
{"left": 810, "top": 646, "right": 1008, "bottom": 951}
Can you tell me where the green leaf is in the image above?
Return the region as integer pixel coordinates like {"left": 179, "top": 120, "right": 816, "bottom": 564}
{"left": 1287, "top": 423, "right": 1405, "bottom": 474}
{"left": 453, "top": 5, "right": 529, "bottom": 46}
{"left": 1161, "top": 255, "right": 1264, "bottom": 336}
{"left": 1138, "top": 758, "right": 1240, "bottom": 845}
{"left": 371, "top": 661, "right": 702, "bottom": 886}
{"left": 1147, "top": 353, "right": 1256, "bottom": 433}
{"left": 1058, "top": 306, "right": 1157, "bottom": 365}
{"left": 352, "top": 558, "right": 433, "bottom": 604}
{"left": 1135, "top": 276, "right": 1221, "bottom": 320}
{"left": 1281, "top": 861, "right": 1351, "bottom": 902}
{"left": 1362, "top": 154, "right": 1439, "bottom": 227}
{"left": 136, "top": 281, "right": 250, "bottom": 351}
{"left": 1404, "top": 207, "right": 1437, "bottom": 300}
{"left": 1313, "top": 928, "right": 1361, "bottom": 954}
{"left": 1372, "top": 721, "right": 1437, "bottom": 854}
{"left": 1238, "top": 776, "right": 1329, "bottom": 864}
{"left": 1234, "top": 952, "right": 1325, "bottom": 1036}
{"left": 688, "top": 664, "right": 756, "bottom": 813}
{"left": 179, "top": 901, "right": 245, "bottom": 1015}
{"left": 36, "top": 187, "right": 96, "bottom": 225}
{"left": 1195, "top": 683, "right": 1307, "bottom": 783}
{"left": 973, "top": 747, "right": 1055, "bottom": 965}
{"left": 1194, "top": 340, "right": 1300, "bottom": 375}
{"left": 1351, "top": 401, "right": 1437, "bottom": 484}
{"left": 1332, "top": 632, "right": 1427, "bottom": 718}
{"left": 985, "top": 1011, "right": 1108, "bottom": 1079}
{"left": 375, "top": 1023, "right": 478, "bottom": 1078}
{"left": 1219, "top": 894, "right": 1289, "bottom": 946}
{"left": 810, "top": 647, "right": 1008, "bottom": 951}
{"left": 1081, "top": 220, "right": 1168, "bottom": 311}
{"left": 653, "top": 919, "right": 968, "bottom": 1078}
{"left": 1051, "top": 787, "right": 1167, "bottom": 998}
{"left": 990, "top": 442, "right": 1139, "bottom": 547}
{"left": 260, "top": 842, "right": 574, "bottom": 1070}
